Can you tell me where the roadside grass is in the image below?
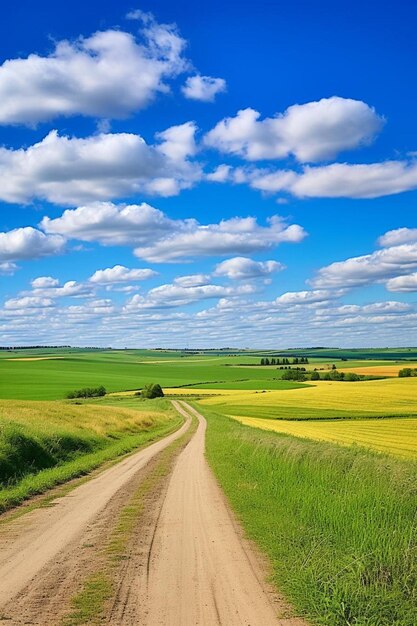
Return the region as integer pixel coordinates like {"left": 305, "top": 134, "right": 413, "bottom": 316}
{"left": 203, "top": 407, "right": 417, "bottom": 626}
{"left": 63, "top": 413, "right": 197, "bottom": 626}
{"left": 233, "top": 416, "right": 417, "bottom": 459}
{"left": 0, "top": 398, "right": 182, "bottom": 512}
{"left": 199, "top": 377, "right": 417, "bottom": 420}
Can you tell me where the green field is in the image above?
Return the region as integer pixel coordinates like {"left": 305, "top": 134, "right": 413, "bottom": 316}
{"left": 1, "top": 345, "right": 417, "bottom": 625}
{"left": 204, "top": 407, "right": 417, "bottom": 626}
{"left": 3, "top": 346, "right": 415, "bottom": 400}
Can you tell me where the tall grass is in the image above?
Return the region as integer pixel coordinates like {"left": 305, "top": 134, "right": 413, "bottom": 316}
{"left": 0, "top": 398, "right": 181, "bottom": 512}
{"left": 204, "top": 407, "right": 417, "bottom": 626}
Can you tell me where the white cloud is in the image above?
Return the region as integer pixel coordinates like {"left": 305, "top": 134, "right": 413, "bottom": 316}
{"left": 275, "top": 289, "right": 343, "bottom": 306}
{"left": 205, "top": 97, "right": 383, "bottom": 162}
{"left": 31, "top": 276, "right": 60, "bottom": 288}
{"left": 125, "top": 281, "right": 256, "bottom": 309}
{"left": 4, "top": 296, "right": 54, "bottom": 310}
{"left": 312, "top": 242, "right": 417, "bottom": 289}
{"left": 378, "top": 227, "right": 417, "bottom": 247}
{"left": 214, "top": 257, "right": 284, "bottom": 280}
{"left": 0, "top": 129, "right": 201, "bottom": 205}
{"left": 0, "top": 262, "right": 17, "bottom": 275}
{"left": 0, "top": 227, "right": 65, "bottom": 261}
{"left": 133, "top": 215, "right": 306, "bottom": 262}
{"left": 289, "top": 161, "right": 417, "bottom": 199}
{"left": 206, "top": 164, "right": 232, "bottom": 182}
{"left": 0, "top": 16, "right": 188, "bottom": 125}
{"left": 182, "top": 75, "right": 226, "bottom": 102}
{"left": 156, "top": 122, "right": 197, "bottom": 161}
{"left": 90, "top": 265, "right": 157, "bottom": 284}
{"left": 386, "top": 273, "right": 417, "bottom": 292}
{"left": 173, "top": 274, "right": 211, "bottom": 287}
{"left": 42, "top": 202, "right": 306, "bottom": 262}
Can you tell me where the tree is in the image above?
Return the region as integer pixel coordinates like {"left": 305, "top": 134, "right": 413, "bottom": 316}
{"left": 310, "top": 371, "right": 320, "bottom": 380}
{"left": 141, "top": 383, "right": 164, "bottom": 399}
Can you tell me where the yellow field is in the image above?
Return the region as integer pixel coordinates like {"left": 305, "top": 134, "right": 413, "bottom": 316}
{"left": 340, "top": 364, "right": 417, "bottom": 377}
{"left": 196, "top": 377, "right": 417, "bottom": 419}
{"left": 234, "top": 416, "right": 417, "bottom": 459}
{"left": 0, "top": 399, "right": 171, "bottom": 436}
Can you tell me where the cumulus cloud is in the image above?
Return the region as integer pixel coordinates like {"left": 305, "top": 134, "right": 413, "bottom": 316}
{"left": 205, "top": 97, "right": 383, "bottom": 162}
{"left": 0, "top": 14, "right": 189, "bottom": 125}
{"left": 0, "top": 227, "right": 65, "bottom": 261}
{"left": 41, "top": 202, "right": 306, "bottom": 262}
{"left": 386, "top": 273, "right": 417, "bottom": 292}
{"left": 182, "top": 75, "right": 226, "bottom": 102}
{"left": 214, "top": 257, "right": 284, "bottom": 280}
{"left": 242, "top": 159, "right": 417, "bottom": 200}
{"left": 133, "top": 216, "right": 306, "bottom": 262}
{"left": 4, "top": 296, "right": 54, "bottom": 310}
{"left": 0, "top": 128, "right": 201, "bottom": 205}
{"left": 275, "top": 289, "right": 344, "bottom": 306}
{"left": 312, "top": 243, "right": 417, "bottom": 289}
{"left": 125, "top": 280, "right": 256, "bottom": 309}
{"left": 378, "top": 227, "right": 417, "bottom": 247}
{"left": 90, "top": 265, "right": 157, "bottom": 284}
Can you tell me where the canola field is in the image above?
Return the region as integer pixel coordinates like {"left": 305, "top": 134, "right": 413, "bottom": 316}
{"left": 195, "top": 377, "right": 417, "bottom": 420}
{"left": 234, "top": 416, "right": 417, "bottom": 458}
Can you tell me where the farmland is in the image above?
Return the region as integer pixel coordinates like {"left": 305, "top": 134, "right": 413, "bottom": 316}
{"left": 0, "top": 397, "right": 181, "bottom": 511}
{"left": 1, "top": 346, "right": 417, "bottom": 625}
{"left": 234, "top": 416, "right": 417, "bottom": 458}
{"left": 196, "top": 377, "right": 417, "bottom": 420}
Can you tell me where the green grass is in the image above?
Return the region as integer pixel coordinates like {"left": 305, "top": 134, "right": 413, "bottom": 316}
{"left": 0, "top": 398, "right": 182, "bottom": 512}
{"left": 203, "top": 406, "right": 417, "bottom": 626}
{"left": 0, "top": 350, "right": 311, "bottom": 400}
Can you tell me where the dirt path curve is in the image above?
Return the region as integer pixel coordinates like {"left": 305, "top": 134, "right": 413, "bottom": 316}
{"left": 141, "top": 401, "right": 301, "bottom": 626}
{"left": 0, "top": 413, "right": 191, "bottom": 611}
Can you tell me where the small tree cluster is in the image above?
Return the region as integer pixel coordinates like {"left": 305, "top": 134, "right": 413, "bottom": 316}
{"left": 398, "top": 368, "right": 417, "bottom": 377}
{"left": 140, "top": 383, "right": 164, "bottom": 399}
{"left": 67, "top": 386, "right": 106, "bottom": 399}
{"left": 282, "top": 369, "right": 307, "bottom": 381}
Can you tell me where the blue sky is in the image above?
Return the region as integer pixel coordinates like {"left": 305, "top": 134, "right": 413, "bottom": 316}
{"left": 0, "top": 0, "right": 416, "bottom": 347}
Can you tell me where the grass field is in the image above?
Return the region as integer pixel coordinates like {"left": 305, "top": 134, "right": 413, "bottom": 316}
{"left": 197, "top": 377, "right": 417, "bottom": 419}
{"left": 0, "top": 397, "right": 181, "bottom": 511}
{"left": 3, "top": 346, "right": 417, "bottom": 400}
{"left": 235, "top": 416, "right": 417, "bottom": 458}
{"left": 204, "top": 408, "right": 417, "bottom": 626}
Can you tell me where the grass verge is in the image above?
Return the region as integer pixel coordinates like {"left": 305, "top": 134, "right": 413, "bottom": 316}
{"left": 63, "top": 413, "right": 197, "bottom": 625}
{"left": 0, "top": 398, "right": 182, "bottom": 513}
{"left": 203, "top": 406, "right": 417, "bottom": 626}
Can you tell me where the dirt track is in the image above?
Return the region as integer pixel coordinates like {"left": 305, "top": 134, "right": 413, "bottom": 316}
{"left": 0, "top": 401, "right": 305, "bottom": 625}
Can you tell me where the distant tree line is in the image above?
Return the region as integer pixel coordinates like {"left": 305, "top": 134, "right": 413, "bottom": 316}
{"left": 260, "top": 357, "right": 309, "bottom": 366}
{"left": 282, "top": 369, "right": 363, "bottom": 382}
{"left": 67, "top": 386, "right": 106, "bottom": 399}
{"left": 0, "top": 345, "right": 71, "bottom": 350}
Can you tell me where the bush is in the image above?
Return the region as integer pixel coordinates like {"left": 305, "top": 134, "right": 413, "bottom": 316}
{"left": 310, "top": 371, "right": 320, "bottom": 381}
{"left": 399, "top": 368, "right": 417, "bottom": 377}
{"left": 282, "top": 370, "right": 306, "bottom": 382}
{"left": 67, "top": 386, "right": 106, "bottom": 399}
{"left": 140, "top": 383, "right": 164, "bottom": 399}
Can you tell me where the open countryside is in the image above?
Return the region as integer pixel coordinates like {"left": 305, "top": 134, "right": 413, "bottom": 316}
{"left": 0, "top": 347, "right": 416, "bottom": 624}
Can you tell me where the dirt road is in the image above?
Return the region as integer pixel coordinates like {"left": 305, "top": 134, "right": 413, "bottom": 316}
{"left": 0, "top": 412, "right": 191, "bottom": 613}
{"left": 0, "top": 401, "right": 305, "bottom": 625}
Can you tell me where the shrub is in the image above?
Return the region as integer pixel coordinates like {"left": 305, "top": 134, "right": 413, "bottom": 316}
{"left": 67, "top": 386, "right": 106, "bottom": 399}
{"left": 282, "top": 370, "right": 306, "bottom": 382}
{"left": 140, "top": 383, "right": 164, "bottom": 399}
{"left": 399, "top": 367, "right": 417, "bottom": 377}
